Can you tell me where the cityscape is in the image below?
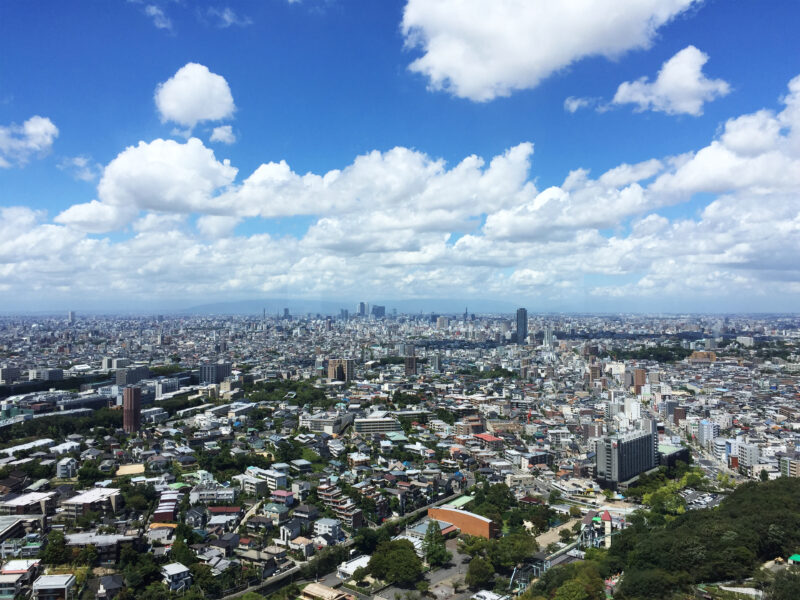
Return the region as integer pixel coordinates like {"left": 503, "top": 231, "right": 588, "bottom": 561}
{"left": 2, "top": 2, "right": 800, "bottom": 600}
{"left": 0, "top": 309, "right": 798, "bottom": 600}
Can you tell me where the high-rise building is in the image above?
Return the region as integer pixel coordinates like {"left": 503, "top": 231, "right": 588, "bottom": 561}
{"left": 123, "top": 386, "right": 142, "bottom": 434}
{"left": 199, "top": 361, "right": 232, "bottom": 385}
{"left": 371, "top": 305, "right": 385, "bottom": 318}
{"left": 595, "top": 430, "right": 657, "bottom": 488}
{"left": 429, "top": 354, "right": 441, "bottom": 372}
{"left": 516, "top": 308, "right": 528, "bottom": 344}
{"left": 633, "top": 368, "right": 647, "bottom": 394}
{"left": 67, "top": 310, "right": 75, "bottom": 324}
{"left": 328, "top": 358, "right": 355, "bottom": 382}
{"left": 698, "top": 419, "right": 720, "bottom": 448}
{"left": 543, "top": 325, "right": 554, "bottom": 348}
{"left": 358, "top": 302, "right": 366, "bottom": 317}
{"left": 404, "top": 356, "right": 418, "bottom": 376}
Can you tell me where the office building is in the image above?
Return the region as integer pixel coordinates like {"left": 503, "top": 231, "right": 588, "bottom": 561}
{"left": 358, "top": 302, "right": 366, "bottom": 317}
{"left": 516, "top": 308, "right": 527, "bottom": 344}
{"left": 595, "top": 430, "right": 657, "bottom": 488}
{"left": 371, "top": 305, "right": 385, "bottom": 318}
{"left": 123, "top": 386, "right": 141, "bottom": 434}
{"left": 199, "top": 361, "right": 232, "bottom": 385}
{"left": 116, "top": 365, "right": 149, "bottom": 386}
{"left": 0, "top": 367, "right": 20, "bottom": 384}
{"left": 698, "top": 419, "right": 720, "bottom": 449}
{"left": 327, "top": 358, "right": 354, "bottom": 382}
{"left": 29, "top": 369, "right": 63, "bottom": 382}
{"left": 737, "top": 443, "right": 760, "bottom": 468}
{"left": 354, "top": 412, "right": 402, "bottom": 434}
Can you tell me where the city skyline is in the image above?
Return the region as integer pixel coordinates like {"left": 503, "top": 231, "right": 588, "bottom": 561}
{"left": 2, "top": 1, "right": 800, "bottom": 312}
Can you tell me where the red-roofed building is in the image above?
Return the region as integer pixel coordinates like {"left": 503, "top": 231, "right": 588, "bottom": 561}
{"left": 473, "top": 433, "right": 503, "bottom": 450}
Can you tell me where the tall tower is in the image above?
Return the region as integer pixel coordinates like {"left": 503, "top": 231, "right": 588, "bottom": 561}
{"left": 516, "top": 308, "right": 528, "bottom": 344}
{"left": 123, "top": 386, "right": 141, "bottom": 434}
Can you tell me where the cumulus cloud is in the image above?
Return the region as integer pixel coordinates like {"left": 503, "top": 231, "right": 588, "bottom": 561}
{"left": 402, "top": 0, "right": 699, "bottom": 102}
{"left": 155, "top": 63, "right": 235, "bottom": 129}
{"left": 613, "top": 46, "right": 730, "bottom": 115}
{"left": 0, "top": 116, "right": 58, "bottom": 167}
{"left": 12, "top": 73, "right": 800, "bottom": 310}
{"left": 55, "top": 138, "right": 237, "bottom": 232}
{"left": 196, "top": 215, "right": 240, "bottom": 238}
{"left": 210, "top": 125, "right": 236, "bottom": 144}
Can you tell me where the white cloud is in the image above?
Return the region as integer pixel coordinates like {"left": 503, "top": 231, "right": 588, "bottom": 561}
{"left": 402, "top": 0, "right": 699, "bottom": 102}
{"left": 564, "top": 97, "right": 594, "bottom": 113}
{"left": 58, "top": 156, "right": 101, "bottom": 182}
{"left": 0, "top": 116, "right": 58, "bottom": 167}
{"left": 207, "top": 7, "right": 252, "bottom": 28}
{"left": 145, "top": 5, "right": 172, "bottom": 30}
{"left": 53, "top": 200, "right": 136, "bottom": 234}
{"left": 155, "top": 63, "right": 235, "bottom": 129}
{"left": 12, "top": 73, "right": 800, "bottom": 310}
{"left": 55, "top": 137, "right": 237, "bottom": 232}
{"left": 196, "top": 215, "right": 240, "bottom": 238}
{"left": 613, "top": 46, "right": 730, "bottom": 115}
{"left": 210, "top": 125, "right": 236, "bottom": 144}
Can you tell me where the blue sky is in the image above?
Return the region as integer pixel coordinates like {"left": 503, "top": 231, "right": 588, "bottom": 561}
{"left": 1, "top": 0, "right": 799, "bottom": 313}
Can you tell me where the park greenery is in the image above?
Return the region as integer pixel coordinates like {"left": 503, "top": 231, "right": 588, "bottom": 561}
{"left": 607, "top": 345, "right": 694, "bottom": 363}
{"left": 521, "top": 478, "right": 800, "bottom": 600}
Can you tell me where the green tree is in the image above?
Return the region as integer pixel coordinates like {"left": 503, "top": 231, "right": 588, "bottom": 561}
{"left": 554, "top": 579, "right": 589, "bottom": 600}
{"left": 40, "top": 530, "right": 69, "bottom": 565}
{"left": 352, "top": 566, "right": 369, "bottom": 584}
{"left": 422, "top": 521, "right": 451, "bottom": 567}
{"left": 368, "top": 540, "right": 422, "bottom": 587}
{"left": 767, "top": 567, "right": 800, "bottom": 600}
{"left": 466, "top": 556, "right": 495, "bottom": 589}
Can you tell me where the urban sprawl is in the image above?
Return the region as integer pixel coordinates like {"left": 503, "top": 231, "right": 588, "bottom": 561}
{"left": 0, "top": 308, "right": 798, "bottom": 600}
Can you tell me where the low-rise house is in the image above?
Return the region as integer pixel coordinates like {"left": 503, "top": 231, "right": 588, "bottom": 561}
{"left": 161, "top": 563, "right": 192, "bottom": 592}
{"left": 32, "top": 574, "right": 75, "bottom": 600}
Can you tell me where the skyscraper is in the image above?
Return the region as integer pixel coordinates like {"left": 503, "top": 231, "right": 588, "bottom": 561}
{"left": 516, "top": 308, "right": 528, "bottom": 344}
{"left": 123, "top": 386, "right": 141, "bottom": 434}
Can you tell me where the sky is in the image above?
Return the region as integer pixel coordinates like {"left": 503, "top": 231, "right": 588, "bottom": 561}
{"left": 1, "top": 0, "right": 799, "bottom": 314}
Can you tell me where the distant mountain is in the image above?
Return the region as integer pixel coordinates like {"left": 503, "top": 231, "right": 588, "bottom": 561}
{"left": 182, "top": 297, "right": 520, "bottom": 316}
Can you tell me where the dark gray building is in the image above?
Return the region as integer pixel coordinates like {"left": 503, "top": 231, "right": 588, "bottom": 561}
{"left": 516, "top": 308, "right": 528, "bottom": 344}
{"left": 199, "top": 361, "right": 232, "bottom": 384}
{"left": 595, "top": 430, "right": 657, "bottom": 488}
